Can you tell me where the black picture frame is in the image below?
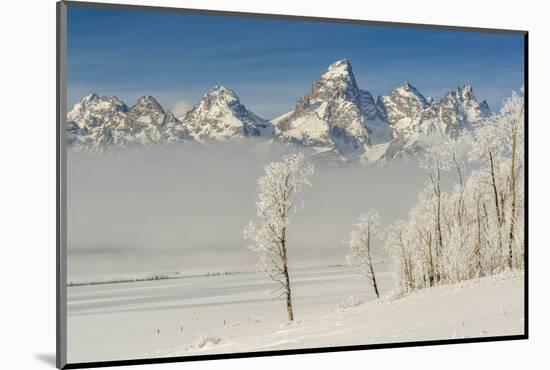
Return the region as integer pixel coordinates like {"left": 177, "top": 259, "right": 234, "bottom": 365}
{"left": 56, "top": 1, "right": 529, "bottom": 368}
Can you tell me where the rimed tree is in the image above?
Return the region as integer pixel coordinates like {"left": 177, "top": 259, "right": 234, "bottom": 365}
{"left": 345, "top": 210, "right": 381, "bottom": 299}
{"left": 244, "top": 153, "right": 314, "bottom": 321}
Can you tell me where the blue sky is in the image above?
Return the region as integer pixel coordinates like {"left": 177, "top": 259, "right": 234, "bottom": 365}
{"left": 67, "top": 5, "right": 525, "bottom": 119}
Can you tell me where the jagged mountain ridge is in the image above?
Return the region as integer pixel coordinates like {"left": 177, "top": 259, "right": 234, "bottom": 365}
{"left": 67, "top": 94, "right": 190, "bottom": 153}
{"left": 67, "top": 87, "right": 274, "bottom": 153}
{"left": 376, "top": 82, "right": 491, "bottom": 160}
{"left": 272, "top": 60, "right": 490, "bottom": 162}
{"left": 67, "top": 59, "right": 492, "bottom": 161}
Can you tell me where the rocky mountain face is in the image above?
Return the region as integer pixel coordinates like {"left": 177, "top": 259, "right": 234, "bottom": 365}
{"left": 67, "top": 94, "right": 189, "bottom": 153}
{"left": 273, "top": 60, "right": 392, "bottom": 162}
{"left": 377, "top": 81, "right": 430, "bottom": 126}
{"left": 438, "top": 85, "right": 491, "bottom": 136}
{"left": 181, "top": 86, "right": 273, "bottom": 143}
{"left": 67, "top": 59, "right": 492, "bottom": 163}
{"left": 376, "top": 82, "right": 491, "bottom": 160}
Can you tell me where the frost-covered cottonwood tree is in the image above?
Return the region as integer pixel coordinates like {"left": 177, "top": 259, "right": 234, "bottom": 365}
{"left": 345, "top": 210, "right": 381, "bottom": 298}
{"left": 244, "top": 153, "right": 314, "bottom": 321}
{"left": 499, "top": 89, "right": 525, "bottom": 268}
{"left": 470, "top": 88, "right": 525, "bottom": 269}
{"left": 383, "top": 221, "right": 416, "bottom": 292}
{"left": 418, "top": 133, "right": 455, "bottom": 286}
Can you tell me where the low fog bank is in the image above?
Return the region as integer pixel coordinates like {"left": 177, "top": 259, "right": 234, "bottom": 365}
{"left": 67, "top": 142, "right": 460, "bottom": 278}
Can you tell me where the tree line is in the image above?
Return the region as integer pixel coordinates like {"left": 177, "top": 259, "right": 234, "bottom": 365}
{"left": 385, "top": 89, "right": 524, "bottom": 292}
{"left": 244, "top": 89, "right": 525, "bottom": 321}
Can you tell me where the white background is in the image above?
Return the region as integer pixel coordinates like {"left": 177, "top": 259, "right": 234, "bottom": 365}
{"left": 0, "top": 0, "right": 547, "bottom": 369}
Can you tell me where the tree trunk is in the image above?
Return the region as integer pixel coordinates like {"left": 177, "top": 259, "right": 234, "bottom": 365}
{"left": 371, "top": 271, "right": 380, "bottom": 299}
{"left": 426, "top": 232, "right": 435, "bottom": 286}
{"left": 482, "top": 201, "right": 496, "bottom": 274}
{"left": 489, "top": 151, "right": 502, "bottom": 226}
{"left": 475, "top": 195, "right": 483, "bottom": 277}
{"left": 453, "top": 153, "right": 465, "bottom": 226}
{"left": 406, "top": 256, "right": 414, "bottom": 291}
{"left": 283, "top": 263, "right": 294, "bottom": 321}
{"left": 281, "top": 227, "right": 294, "bottom": 321}
{"left": 399, "top": 230, "right": 414, "bottom": 291}
{"left": 508, "top": 119, "right": 518, "bottom": 269}
{"left": 366, "top": 225, "right": 380, "bottom": 299}
{"left": 281, "top": 176, "right": 294, "bottom": 322}
{"left": 488, "top": 150, "right": 505, "bottom": 267}
{"left": 432, "top": 168, "right": 443, "bottom": 283}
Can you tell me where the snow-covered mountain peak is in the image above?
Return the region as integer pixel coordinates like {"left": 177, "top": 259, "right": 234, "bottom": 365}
{"left": 67, "top": 62, "right": 494, "bottom": 163}
{"left": 311, "top": 59, "right": 360, "bottom": 103}
{"left": 128, "top": 95, "right": 174, "bottom": 134}
{"left": 449, "top": 84, "right": 475, "bottom": 100}
{"left": 182, "top": 86, "right": 272, "bottom": 142}
{"left": 186, "top": 85, "right": 250, "bottom": 119}
{"left": 438, "top": 85, "right": 492, "bottom": 137}
{"left": 395, "top": 82, "right": 428, "bottom": 105}
{"left": 76, "top": 93, "right": 126, "bottom": 108}
{"left": 320, "top": 59, "right": 353, "bottom": 80}
{"left": 82, "top": 92, "right": 100, "bottom": 103}
{"left": 133, "top": 95, "right": 165, "bottom": 113}
{"left": 400, "top": 81, "right": 413, "bottom": 90}
{"left": 440, "top": 85, "right": 490, "bottom": 115}
{"left": 274, "top": 59, "right": 392, "bottom": 162}
{"left": 379, "top": 81, "right": 494, "bottom": 161}
{"left": 67, "top": 94, "right": 129, "bottom": 125}
{"left": 204, "top": 85, "right": 239, "bottom": 102}
{"left": 67, "top": 93, "right": 191, "bottom": 153}
{"left": 460, "top": 84, "right": 473, "bottom": 94}
{"left": 183, "top": 86, "right": 247, "bottom": 120}
{"left": 376, "top": 82, "right": 429, "bottom": 126}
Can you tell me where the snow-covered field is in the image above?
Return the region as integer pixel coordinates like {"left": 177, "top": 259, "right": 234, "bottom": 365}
{"left": 67, "top": 264, "right": 524, "bottom": 364}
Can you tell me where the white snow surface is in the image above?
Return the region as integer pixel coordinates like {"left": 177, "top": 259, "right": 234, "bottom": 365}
{"left": 67, "top": 264, "right": 523, "bottom": 363}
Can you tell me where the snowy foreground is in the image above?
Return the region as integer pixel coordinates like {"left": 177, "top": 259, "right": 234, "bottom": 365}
{"left": 67, "top": 265, "right": 524, "bottom": 363}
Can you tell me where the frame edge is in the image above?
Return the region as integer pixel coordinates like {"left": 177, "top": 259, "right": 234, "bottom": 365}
{"left": 57, "top": 1, "right": 68, "bottom": 369}
{"left": 57, "top": 2, "right": 529, "bottom": 368}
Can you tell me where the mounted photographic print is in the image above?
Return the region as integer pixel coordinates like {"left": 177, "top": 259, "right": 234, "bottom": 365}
{"left": 56, "top": 1, "right": 528, "bottom": 368}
